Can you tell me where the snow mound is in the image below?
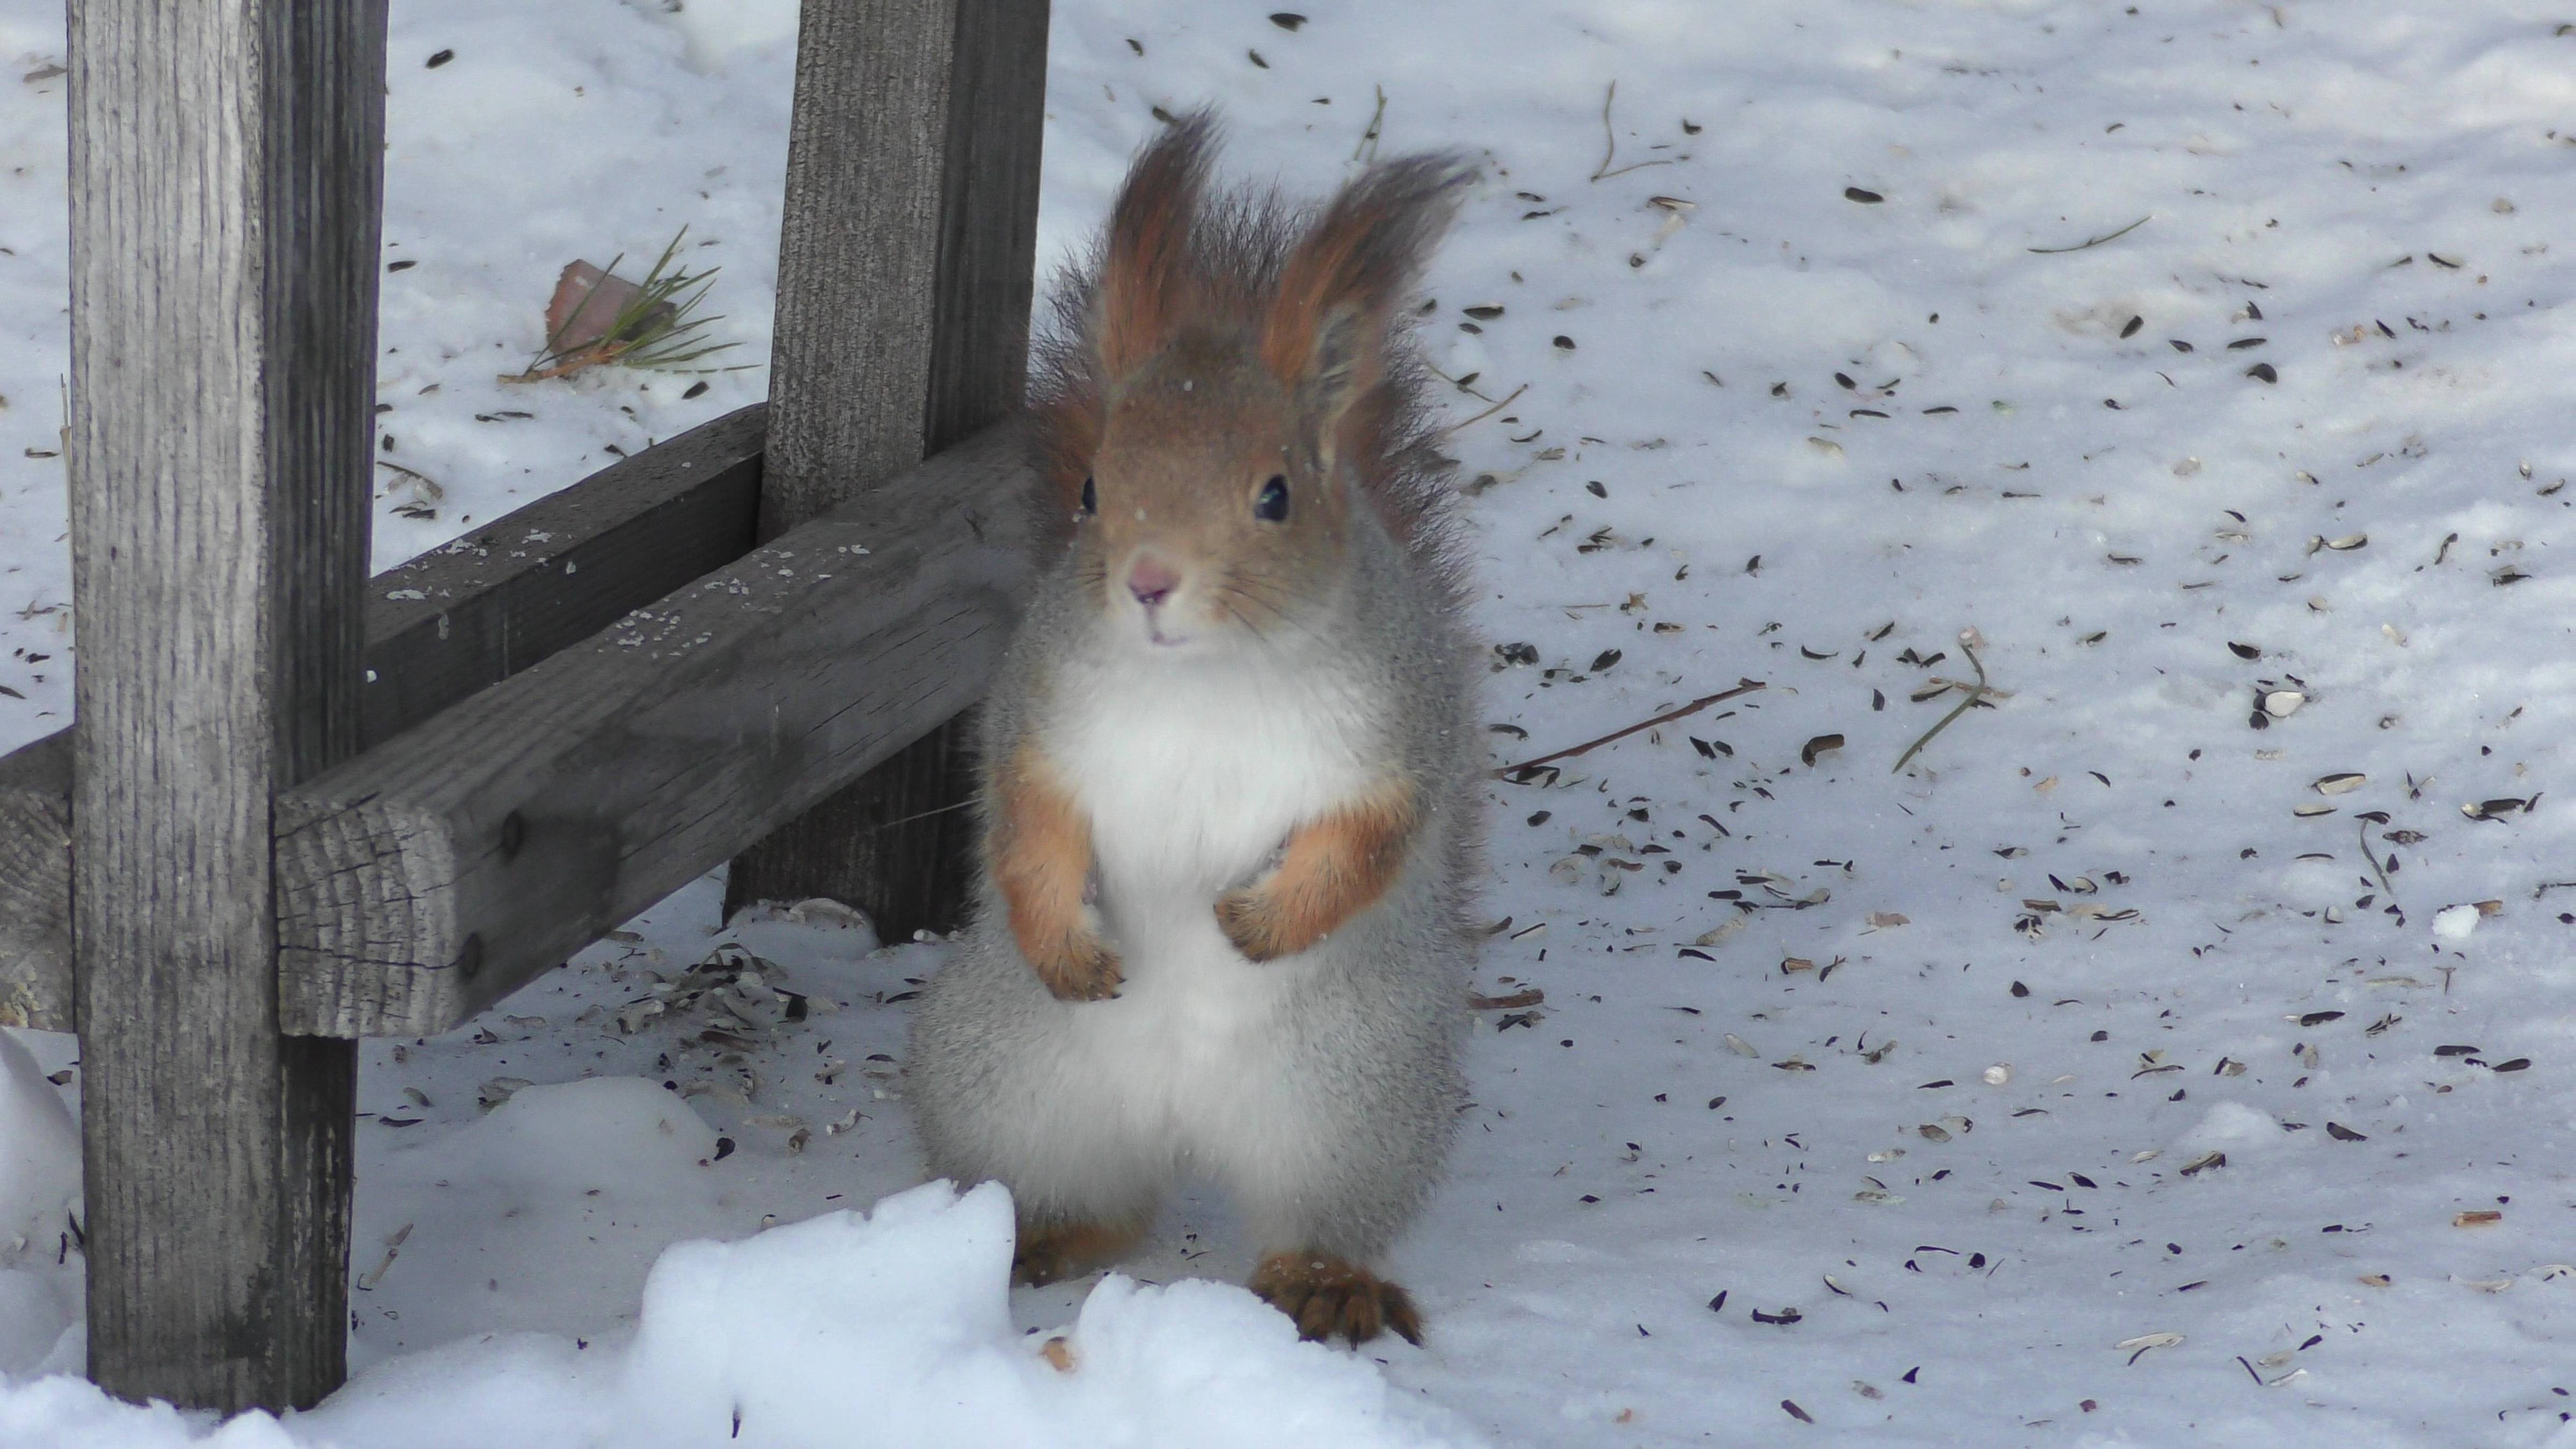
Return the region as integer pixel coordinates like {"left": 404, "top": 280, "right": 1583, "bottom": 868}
{"left": 0, "top": 1181, "right": 1485, "bottom": 1449}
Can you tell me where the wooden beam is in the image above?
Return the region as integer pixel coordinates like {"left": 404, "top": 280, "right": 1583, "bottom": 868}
{"left": 277, "top": 425, "right": 1039, "bottom": 1040}
{"left": 357, "top": 406, "right": 765, "bottom": 744}
{"left": 726, "top": 0, "right": 1049, "bottom": 938}
{"left": 0, "top": 407, "right": 767, "bottom": 1034}
{"left": 0, "top": 738, "right": 70, "bottom": 1030}
{"left": 67, "top": 0, "right": 383, "bottom": 1410}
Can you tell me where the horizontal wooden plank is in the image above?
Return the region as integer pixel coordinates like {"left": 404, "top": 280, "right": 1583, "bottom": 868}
{"left": 0, "top": 735, "right": 71, "bottom": 1029}
{"left": 361, "top": 405, "right": 766, "bottom": 742}
{"left": 0, "top": 405, "right": 766, "bottom": 1032}
{"left": 276, "top": 423, "right": 1040, "bottom": 1038}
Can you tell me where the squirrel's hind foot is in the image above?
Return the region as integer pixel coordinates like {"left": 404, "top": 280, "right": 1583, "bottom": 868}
{"left": 1013, "top": 1216, "right": 1151, "bottom": 1286}
{"left": 1249, "top": 1251, "right": 1424, "bottom": 1347}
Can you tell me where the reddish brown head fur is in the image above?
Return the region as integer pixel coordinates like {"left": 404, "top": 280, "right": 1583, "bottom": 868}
{"left": 1026, "top": 115, "right": 1472, "bottom": 616}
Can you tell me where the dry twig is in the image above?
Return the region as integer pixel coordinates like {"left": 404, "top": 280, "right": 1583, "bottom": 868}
{"left": 2027, "top": 215, "right": 2151, "bottom": 254}
{"left": 1891, "top": 632, "right": 2000, "bottom": 773}
{"left": 1591, "top": 81, "right": 1679, "bottom": 182}
{"left": 1495, "top": 679, "right": 1766, "bottom": 778}
{"left": 1352, "top": 84, "right": 1387, "bottom": 163}
{"left": 1431, "top": 383, "right": 1529, "bottom": 440}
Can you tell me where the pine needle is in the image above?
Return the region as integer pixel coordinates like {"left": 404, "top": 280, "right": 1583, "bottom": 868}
{"left": 503, "top": 228, "right": 744, "bottom": 383}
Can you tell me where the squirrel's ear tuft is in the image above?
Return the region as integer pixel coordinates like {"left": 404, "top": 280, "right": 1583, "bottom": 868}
{"left": 1262, "top": 154, "right": 1474, "bottom": 435}
{"left": 1096, "top": 112, "right": 1220, "bottom": 377}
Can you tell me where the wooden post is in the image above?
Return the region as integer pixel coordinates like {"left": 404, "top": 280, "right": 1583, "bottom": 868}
{"left": 725, "top": 0, "right": 1049, "bottom": 938}
{"left": 67, "top": 0, "right": 384, "bottom": 1411}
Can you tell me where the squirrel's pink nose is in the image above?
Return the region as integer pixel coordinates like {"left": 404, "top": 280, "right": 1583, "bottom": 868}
{"left": 1127, "top": 558, "right": 1179, "bottom": 610}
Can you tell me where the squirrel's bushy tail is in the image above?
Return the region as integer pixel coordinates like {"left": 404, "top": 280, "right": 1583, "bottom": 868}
{"left": 1028, "top": 113, "right": 1473, "bottom": 597}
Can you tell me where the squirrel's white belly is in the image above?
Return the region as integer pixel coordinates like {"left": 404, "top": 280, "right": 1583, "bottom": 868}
{"left": 1045, "top": 653, "right": 1376, "bottom": 1159}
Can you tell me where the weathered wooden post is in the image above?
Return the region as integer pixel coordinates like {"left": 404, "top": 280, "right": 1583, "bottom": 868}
{"left": 726, "top": 0, "right": 1050, "bottom": 937}
{"left": 66, "top": 0, "right": 385, "bottom": 1411}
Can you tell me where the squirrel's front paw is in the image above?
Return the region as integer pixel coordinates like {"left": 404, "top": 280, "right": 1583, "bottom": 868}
{"left": 1217, "top": 885, "right": 1306, "bottom": 962}
{"left": 1028, "top": 924, "right": 1124, "bottom": 1002}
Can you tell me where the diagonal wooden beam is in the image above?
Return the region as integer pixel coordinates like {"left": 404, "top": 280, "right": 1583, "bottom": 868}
{"left": 277, "top": 423, "right": 1040, "bottom": 1039}
{"left": 0, "top": 406, "right": 766, "bottom": 1034}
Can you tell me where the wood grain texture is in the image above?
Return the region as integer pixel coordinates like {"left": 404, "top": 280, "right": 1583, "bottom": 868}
{"left": 726, "top": 0, "right": 1049, "bottom": 938}
{"left": 0, "top": 735, "right": 70, "bottom": 1029}
{"left": 277, "top": 425, "right": 1041, "bottom": 1038}
{"left": 358, "top": 405, "right": 766, "bottom": 742}
{"left": 0, "top": 406, "right": 767, "bottom": 1033}
{"left": 65, "top": 0, "right": 384, "bottom": 1411}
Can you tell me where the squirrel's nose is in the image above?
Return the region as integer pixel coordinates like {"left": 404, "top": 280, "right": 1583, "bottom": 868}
{"left": 1127, "top": 558, "right": 1179, "bottom": 610}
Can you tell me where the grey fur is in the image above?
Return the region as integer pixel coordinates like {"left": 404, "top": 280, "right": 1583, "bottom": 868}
{"left": 908, "top": 126, "right": 1484, "bottom": 1279}
{"left": 909, "top": 512, "right": 1484, "bottom": 1260}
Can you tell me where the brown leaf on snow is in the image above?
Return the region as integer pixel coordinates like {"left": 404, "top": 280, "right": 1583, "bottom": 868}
{"left": 546, "top": 260, "right": 664, "bottom": 357}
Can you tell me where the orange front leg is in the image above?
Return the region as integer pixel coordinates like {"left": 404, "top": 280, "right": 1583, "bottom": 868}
{"left": 1217, "top": 780, "right": 1418, "bottom": 962}
{"left": 989, "top": 744, "right": 1122, "bottom": 1000}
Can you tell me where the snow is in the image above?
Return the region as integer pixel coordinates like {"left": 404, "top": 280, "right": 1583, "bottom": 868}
{"left": 1, "top": 1176, "right": 1482, "bottom": 1448}
{"left": 5, "top": 0, "right": 2576, "bottom": 1443}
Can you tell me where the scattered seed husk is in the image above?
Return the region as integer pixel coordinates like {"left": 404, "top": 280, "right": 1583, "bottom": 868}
{"left": 2454, "top": 1210, "right": 2504, "bottom": 1227}
{"left": 2117, "top": 1331, "right": 2184, "bottom": 1364}
{"left": 2314, "top": 773, "right": 2366, "bottom": 795}
{"left": 2462, "top": 797, "right": 2529, "bottom": 822}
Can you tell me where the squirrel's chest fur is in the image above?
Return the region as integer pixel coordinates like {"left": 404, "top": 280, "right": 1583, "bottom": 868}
{"left": 1041, "top": 643, "right": 1381, "bottom": 1108}
{"left": 1053, "top": 644, "right": 1379, "bottom": 947}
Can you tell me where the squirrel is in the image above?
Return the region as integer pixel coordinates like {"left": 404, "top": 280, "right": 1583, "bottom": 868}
{"left": 906, "top": 115, "right": 1483, "bottom": 1347}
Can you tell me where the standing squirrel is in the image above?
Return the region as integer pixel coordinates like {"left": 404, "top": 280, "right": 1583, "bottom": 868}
{"left": 907, "top": 116, "right": 1483, "bottom": 1346}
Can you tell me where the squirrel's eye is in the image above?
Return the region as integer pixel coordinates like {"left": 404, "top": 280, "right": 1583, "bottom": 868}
{"left": 1080, "top": 475, "right": 1097, "bottom": 515}
{"left": 1253, "top": 474, "right": 1290, "bottom": 522}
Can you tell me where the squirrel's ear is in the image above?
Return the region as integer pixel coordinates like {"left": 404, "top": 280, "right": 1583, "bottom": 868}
{"left": 1263, "top": 153, "right": 1473, "bottom": 441}
{"left": 1096, "top": 113, "right": 1219, "bottom": 378}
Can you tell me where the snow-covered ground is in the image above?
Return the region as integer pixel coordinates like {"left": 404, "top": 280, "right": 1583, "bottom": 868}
{"left": 4, "top": 0, "right": 2575, "bottom": 1443}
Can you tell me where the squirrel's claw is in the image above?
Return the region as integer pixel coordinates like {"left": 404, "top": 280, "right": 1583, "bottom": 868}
{"left": 1250, "top": 1252, "right": 1424, "bottom": 1347}
{"left": 1217, "top": 885, "right": 1300, "bottom": 962}
{"left": 1029, "top": 927, "right": 1123, "bottom": 1001}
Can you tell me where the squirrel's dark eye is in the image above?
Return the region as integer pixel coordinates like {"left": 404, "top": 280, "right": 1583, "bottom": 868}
{"left": 1080, "top": 475, "right": 1097, "bottom": 514}
{"left": 1254, "top": 474, "right": 1290, "bottom": 522}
